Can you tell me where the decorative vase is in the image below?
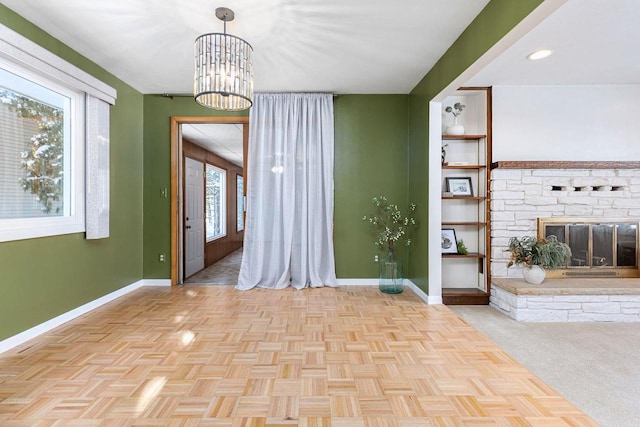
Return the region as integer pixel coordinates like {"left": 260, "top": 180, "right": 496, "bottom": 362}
{"left": 446, "top": 116, "right": 464, "bottom": 135}
{"left": 379, "top": 249, "right": 403, "bottom": 294}
{"left": 523, "top": 265, "right": 546, "bottom": 285}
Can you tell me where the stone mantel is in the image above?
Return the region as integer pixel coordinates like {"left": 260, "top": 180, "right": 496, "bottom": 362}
{"left": 491, "top": 161, "right": 640, "bottom": 170}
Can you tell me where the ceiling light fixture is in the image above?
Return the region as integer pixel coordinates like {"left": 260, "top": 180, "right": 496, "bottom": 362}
{"left": 194, "top": 7, "right": 253, "bottom": 110}
{"left": 527, "top": 49, "right": 554, "bottom": 61}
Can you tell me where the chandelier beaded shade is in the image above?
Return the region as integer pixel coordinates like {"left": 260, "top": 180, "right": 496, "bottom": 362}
{"left": 194, "top": 7, "right": 253, "bottom": 110}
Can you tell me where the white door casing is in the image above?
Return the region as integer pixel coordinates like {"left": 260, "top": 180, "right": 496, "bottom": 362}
{"left": 184, "top": 157, "right": 205, "bottom": 278}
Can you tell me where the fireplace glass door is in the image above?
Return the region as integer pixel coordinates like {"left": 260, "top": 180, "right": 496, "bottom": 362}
{"left": 540, "top": 220, "right": 638, "bottom": 276}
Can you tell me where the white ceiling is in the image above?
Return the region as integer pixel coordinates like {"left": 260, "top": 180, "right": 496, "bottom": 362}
{"left": 182, "top": 123, "right": 243, "bottom": 167}
{"left": 466, "top": 0, "right": 640, "bottom": 86}
{"left": 0, "top": 0, "right": 490, "bottom": 95}
{"left": 2, "top": 0, "right": 638, "bottom": 94}
{"left": 4, "top": 0, "right": 639, "bottom": 163}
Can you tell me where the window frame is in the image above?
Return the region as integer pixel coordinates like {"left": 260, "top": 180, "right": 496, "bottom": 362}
{"left": 0, "top": 57, "right": 85, "bottom": 242}
{"left": 0, "top": 22, "right": 116, "bottom": 242}
{"left": 205, "top": 163, "right": 227, "bottom": 242}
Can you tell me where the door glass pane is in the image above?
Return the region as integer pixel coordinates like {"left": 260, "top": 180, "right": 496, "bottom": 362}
{"left": 205, "top": 164, "right": 226, "bottom": 240}
{"left": 236, "top": 175, "right": 244, "bottom": 232}
{"left": 617, "top": 224, "right": 637, "bottom": 267}
{"left": 592, "top": 224, "right": 613, "bottom": 267}
{"left": 568, "top": 225, "right": 589, "bottom": 267}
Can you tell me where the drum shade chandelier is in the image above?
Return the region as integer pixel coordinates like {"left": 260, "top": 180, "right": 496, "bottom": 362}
{"left": 194, "top": 7, "right": 253, "bottom": 110}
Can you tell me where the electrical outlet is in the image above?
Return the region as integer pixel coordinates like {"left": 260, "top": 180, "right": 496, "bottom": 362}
{"left": 374, "top": 255, "right": 379, "bottom": 262}
{"left": 159, "top": 187, "right": 168, "bottom": 198}
{"left": 159, "top": 253, "right": 165, "bottom": 262}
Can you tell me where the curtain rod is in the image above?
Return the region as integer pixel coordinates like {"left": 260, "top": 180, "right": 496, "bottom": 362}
{"left": 160, "top": 93, "right": 340, "bottom": 99}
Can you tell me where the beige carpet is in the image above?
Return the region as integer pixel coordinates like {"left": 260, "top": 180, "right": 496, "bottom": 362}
{"left": 450, "top": 305, "right": 640, "bottom": 427}
{"left": 184, "top": 248, "right": 242, "bottom": 285}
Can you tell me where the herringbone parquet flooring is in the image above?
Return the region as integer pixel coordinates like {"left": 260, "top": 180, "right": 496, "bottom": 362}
{"left": 0, "top": 286, "right": 597, "bottom": 426}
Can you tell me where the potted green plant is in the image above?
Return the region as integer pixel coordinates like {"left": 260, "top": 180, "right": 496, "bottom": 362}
{"left": 506, "top": 235, "right": 572, "bottom": 284}
{"left": 363, "top": 196, "right": 417, "bottom": 294}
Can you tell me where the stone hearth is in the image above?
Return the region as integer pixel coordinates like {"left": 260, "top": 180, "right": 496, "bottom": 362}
{"left": 491, "top": 278, "right": 640, "bottom": 322}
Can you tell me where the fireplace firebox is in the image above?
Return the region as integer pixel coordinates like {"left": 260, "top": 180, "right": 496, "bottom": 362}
{"left": 538, "top": 218, "right": 639, "bottom": 278}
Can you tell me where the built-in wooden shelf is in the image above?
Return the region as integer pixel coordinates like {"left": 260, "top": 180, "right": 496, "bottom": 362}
{"left": 442, "top": 221, "right": 486, "bottom": 227}
{"left": 442, "top": 134, "right": 486, "bottom": 140}
{"left": 442, "top": 252, "right": 485, "bottom": 259}
{"left": 442, "top": 288, "right": 490, "bottom": 305}
{"left": 442, "top": 196, "right": 486, "bottom": 200}
{"left": 442, "top": 164, "right": 486, "bottom": 169}
{"left": 491, "top": 161, "right": 640, "bottom": 170}
{"left": 441, "top": 87, "right": 492, "bottom": 307}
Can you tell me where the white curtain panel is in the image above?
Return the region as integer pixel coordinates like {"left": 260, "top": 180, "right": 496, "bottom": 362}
{"left": 237, "top": 93, "right": 337, "bottom": 290}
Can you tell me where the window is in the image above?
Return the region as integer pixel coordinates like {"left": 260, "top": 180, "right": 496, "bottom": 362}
{"left": 205, "top": 164, "right": 226, "bottom": 241}
{"left": 237, "top": 175, "right": 244, "bottom": 232}
{"left": 0, "top": 23, "right": 116, "bottom": 242}
{"left": 0, "top": 58, "right": 85, "bottom": 241}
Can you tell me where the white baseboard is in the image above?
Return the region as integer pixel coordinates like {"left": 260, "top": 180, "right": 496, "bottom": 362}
{"left": 405, "top": 279, "right": 442, "bottom": 304}
{"left": 336, "top": 278, "right": 378, "bottom": 286}
{"left": 0, "top": 278, "right": 172, "bottom": 354}
{"left": 141, "top": 279, "right": 172, "bottom": 287}
{"left": 1, "top": 276, "right": 439, "bottom": 354}
{"left": 337, "top": 278, "right": 441, "bottom": 305}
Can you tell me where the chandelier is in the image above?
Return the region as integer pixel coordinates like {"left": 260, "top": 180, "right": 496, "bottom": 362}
{"left": 194, "top": 7, "right": 253, "bottom": 110}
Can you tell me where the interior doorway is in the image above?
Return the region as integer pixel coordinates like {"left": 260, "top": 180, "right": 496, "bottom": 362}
{"left": 170, "top": 116, "right": 249, "bottom": 285}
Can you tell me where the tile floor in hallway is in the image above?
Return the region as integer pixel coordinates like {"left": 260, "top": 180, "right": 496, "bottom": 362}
{"left": 185, "top": 249, "right": 242, "bottom": 285}
{"left": 0, "top": 285, "right": 597, "bottom": 426}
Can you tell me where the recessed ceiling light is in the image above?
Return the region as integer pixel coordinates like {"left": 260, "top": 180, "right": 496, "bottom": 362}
{"left": 527, "top": 49, "right": 554, "bottom": 61}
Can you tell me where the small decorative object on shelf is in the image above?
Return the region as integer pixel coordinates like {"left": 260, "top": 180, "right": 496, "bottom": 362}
{"left": 445, "top": 102, "right": 465, "bottom": 135}
{"left": 506, "top": 235, "right": 572, "bottom": 284}
{"left": 445, "top": 177, "right": 473, "bottom": 197}
{"left": 363, "top": 196, "right": 418, "bottom": 294}
{"left": 441, "top": 144, "right": 448, "bottom": 165}
{"left": 441, "top": 228, "right": 458, "bottom": 254}
{"left": 457, "top": 239, "right": 468, "bottom": 255}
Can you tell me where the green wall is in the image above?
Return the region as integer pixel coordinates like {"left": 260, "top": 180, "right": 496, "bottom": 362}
{"left": 0, "top": 0, "right": 546, "bottom": 341}
{"left": 334, "top": 95, "right": 409, "bottom": 278}
{"left": 142, "top": 96, "right": 248, "bottom": 278}
{"left": 142, "top": 94, "right": 409, "bottom": 279}
{"left": 0, "top": 5, "right": 144, "bottom": 340}
{"left": 406, "top": 0, "right": 545, "bottom": 293}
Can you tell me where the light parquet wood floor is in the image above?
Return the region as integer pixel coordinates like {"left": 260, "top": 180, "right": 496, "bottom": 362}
{"left": 0, "top": 286, "right": 598, "bottom": 426}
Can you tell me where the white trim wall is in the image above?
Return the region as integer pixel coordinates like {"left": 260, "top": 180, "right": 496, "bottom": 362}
{"left": 492, "top": 85, "right": 640, "bottom": 162}
{"left": 428, "top": 101, "right": 443, "bottom": 301}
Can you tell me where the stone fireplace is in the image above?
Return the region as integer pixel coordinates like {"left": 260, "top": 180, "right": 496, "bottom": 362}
{"left": 489, "top": 162, "right": 640, "bottom": 322}
{"left": 490, "top": 162, "right": 640, "bottom": 279}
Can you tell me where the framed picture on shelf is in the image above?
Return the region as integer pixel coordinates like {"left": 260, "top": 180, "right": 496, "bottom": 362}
{"left": 441, "top": 228, "right": 458, "bottom": 254}
{"left": 445, "top": 177, "right": 473, "bottom": 196}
